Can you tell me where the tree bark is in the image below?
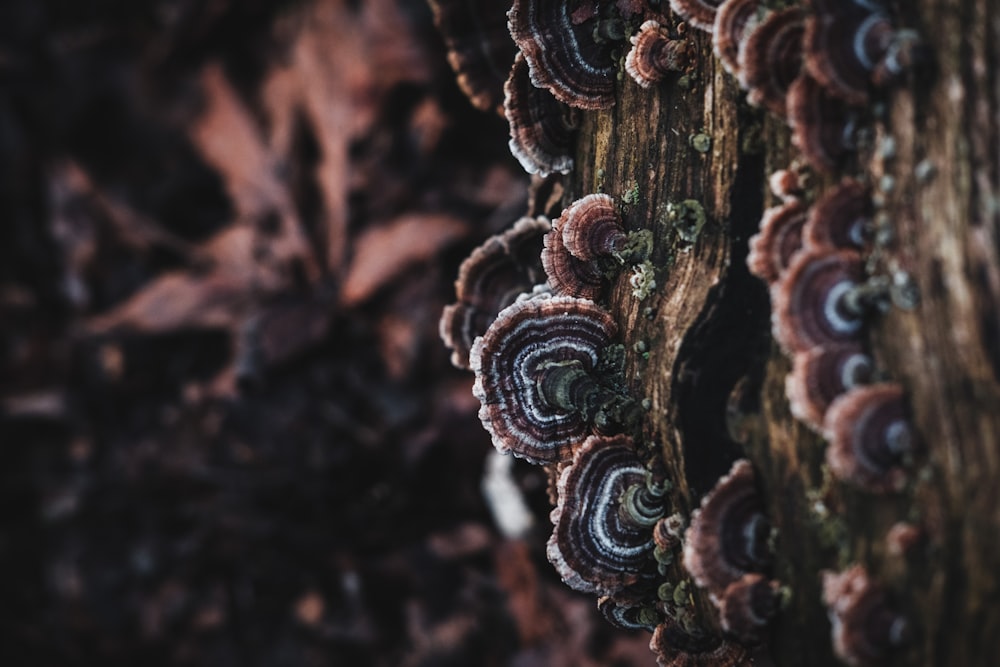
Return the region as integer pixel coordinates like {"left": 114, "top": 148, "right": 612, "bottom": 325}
{"left": 567, "top": 2, "right": 1000, "bottom": 664}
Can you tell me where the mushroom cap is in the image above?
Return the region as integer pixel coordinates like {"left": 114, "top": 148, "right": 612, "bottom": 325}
{"left": 803, "top": 2, "right": 894, "bottom": 106}
{"left": 713, "top": 0, "right": 763, "bottom": 78}
{"left": 785, "top": 343, "right": 874, "bottom": 432}
{"left": 668, "top": 0, "right": 728, "bottom": 33}
{"left": 718, "top": 573, "right": 781, "bottom": 644}
{"left": 508, "top": 0, "right": 617, "bottom": 110}
{"left": 471, "top": 294, "right": 617, "bottom": 463}
{"left": 823, "top": 382, "right": 914, "bottom": 493}
{"left": 771, "top": 248, "right": 867, "bottom": 354}
{"left": 428, "top": 0, "right": 519, "bottom": 114}
{"left": 440, "top": 216, "right": 550, "bottom": 368}
{"left": 650, "top": 618, "right": 749, "bottom": 667}
{"left": 738, "top": 7, "right": 805, "bottom": 118}
{"left": 625, "top": 20, "right": 691, "bottom": 89}
{"left": 504, "top": 53, "right": 577, "bottom": 177}
{"left": 653, "top": 512, "right": 686, "bottom": 551}
{"left": 683, "top": 459, "right": 771, "bottom": 602}
{"left": 768, "top": 167, "right": 805, "bottom": 202}
{"left": 885, "top": 521, "right": 926, "bottom": 558}
{"left": 803, "top": 178, "right": 872, "bottom": 251}
{"left": 542, "top": 216, "right": 605, "bottom": 299}
{"left": 598, "top": 594, "right": 661, "bottom": 630}
{"left": 746, "top": 199, "right": 809, "bottom": 285}
{"left": 787, "top": 73, "right": 857, "bottom": 174}
{"left": 547, "top": 434, "right": 664, "bottom": 594}
{"left": 558, "top": 193, "right": 627, "bottom": 261}
{"left": 822, "top": 565, "right": 909, "bottom": 666}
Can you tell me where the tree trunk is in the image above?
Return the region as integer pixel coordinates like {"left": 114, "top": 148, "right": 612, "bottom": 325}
{"left": 567, "top": 1, "right": 1000, "bottom": 664}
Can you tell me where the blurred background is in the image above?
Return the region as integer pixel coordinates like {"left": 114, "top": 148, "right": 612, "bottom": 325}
{"left": 0, "top": 0, "right": 652, "bottom": 664}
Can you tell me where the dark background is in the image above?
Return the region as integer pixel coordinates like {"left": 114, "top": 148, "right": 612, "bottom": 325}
{"left": 0, "top": 1, "right": 652, "bottom": 664}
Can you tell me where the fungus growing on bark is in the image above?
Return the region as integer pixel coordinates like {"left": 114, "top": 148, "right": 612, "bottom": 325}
{"left": 668, "top": 0, "right": 727, "bottom": 33}
{"left": 654, "top": 512, "right": 686, "bottom": 552}
{"left": 746, "top": 199, "right": 809, "bottom": 286}
{"left": 625, "top": 20, "right": 692, "bottom": 89}
{"left": 683, "top": 459, "right": 771, "bottom": 602}
{"left": 824, "top": 383, "right": 914, "bottom": 493}
{"left": 718, "top": 573, "right": 781, "bottom": 644}
{"left": 738, "top": 7, "right": 805, "bottom": 118}
{"left": 804, "top": 1, "right": 919, "bottom": 106}
{"left": 599, "top": 594, "right": 662, "bottom": 631}
{"left": 785, "top": 343, "right": 874, "bottom": 432}
{"left": 772, "top": 249, "right": 885, "bottom": 354}
{"left": 712, "top": 0, "right": 763, "bottom": 78}
{"left": 822, "top": 565, "right": 909, "bottom": 666}
{"left": 440, "top": 216, "right": 550, "bottom": 368}
{"left": 885, "top": 521, "right": 925, "bottom": 558}
{"left": 508, "top": 0, "right": 618, "bottom": 109}
{"left": 804, "top": 178, "right": 872, "bottom": 251}
{"left": 547, "top": 434, "right": 667, "bottom": 594}
{"left": 768, "top": 167, "right": 806, "bottom": 202}
{"left": 559, "top": 193, "right": 628, "bottom": 261}
{"left": 541, "top": 217, "right": 605, "bottom": 299}
{"left": 428, "top": 0, "right": 519, "bottom": 114}
{"left": 787, "top": 74, "right": 858, "bottom": 174}
{"left": 504, "top": 54, "right": 577, "bottom": 176}
{"left": 470, "top": 294, "right": 625, "bottom": 463}
{"left": 650, "top": 618, "right": 749, "bottom": 667}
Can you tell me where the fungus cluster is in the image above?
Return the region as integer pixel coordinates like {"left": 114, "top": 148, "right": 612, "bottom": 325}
{"left": 682, "top": 460, "right": 780, "bottom": 645}
{"left": 687, "top": 0, "right": 924, "bottom": 173}
{"left": 440, "top": 216, "right": 550, "bottom": 369}
{"left": 743, "top": 127, "right": 920, "bottom": 495}
{"left": 432, "top": 0, "right": 927, "bottom": 662}
{"left": 822, "top": 565, "right": 909, "bottom": 666}
{"left": 747, "top": 178, "right": 916, "bottom": 492}
{"left": 542, "top": 193, "right": 651, "bottom": 299}
{"left": 548, "top": 434, "right": 667, "bottom": 594}
{"left": 624, "top": 20, "right": 692, "bottom": 89}
{"left": 507, "top": 0, "right": 620, "bottom": 110}
{"left": 470, "top": 293, "right": 630, "bottom": 463}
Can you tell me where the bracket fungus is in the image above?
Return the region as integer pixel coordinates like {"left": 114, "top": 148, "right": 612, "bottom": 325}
{"left": 470, "top": 294, "right": 630, "bottom": 463}
{"left": 507, "top": 0, "right": 619, "bottom": 109}
{"left": 683, "top": 459, "right": 772, "bottom": 604}
{"left": 625, "top": 20, "right": 692, "bottom": 89}
{"left": 717, "top": 573, "right": 781, "bottom": 645}
{"left": 428, "top": 0, "right": 518, "bottom": 114}
{"left": 712, "top": 0, "right": 762, "bottom": 78}
{"left": 823, "top": 382, "right": 914, "bottom": 493}
{"left": 738, "top": 7, "right": 805, "bottom": 118}
{"left": 804, "top": 0, "right": 919, "bottom": 106}
{"left": 505, "top": 53, "right": 577, "bottom": 176}
{"left": 746, "top": 199, "right": 808, "bottom": 287}
{"left": 772, "top": 248, "right": 885, "bottom": 354}
{"left": 785, "top": 343, "right": 875, "bottom": 433}
{"left": 822, "top": 565, "right": 909, "bottom": 666}
{"left": 558, "top": 193, "right": 627, "bottom": 261}
{"left": 803, "top": 178, "right": 873, "bottom": 252}
{"left": 440, "top": 216, "right": 550, "bottom": 368}
{"left": 649, "top": 618, "right": 750, "bottom": 667}
{"left": 787, "top": 73, "right": 858, "bottom": 174}
{"left": 668, "top": 0, "right": 727, "bottom": 33}
{"left": 541, "top": 217, "right": 606, "bottom": 299}
{"left": 547, "top": 434, "right": 667, "bottom": 594}
{"left": 599, "top": 594, "right": 662, "bottom": 631}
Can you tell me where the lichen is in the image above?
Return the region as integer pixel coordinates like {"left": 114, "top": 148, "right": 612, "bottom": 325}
{"left": 629, "top": 261, "right": 657, "bottom": 300}
{"left": 666, "top": 199, "right": 707, "bottom": 243}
